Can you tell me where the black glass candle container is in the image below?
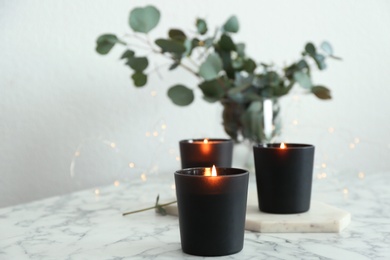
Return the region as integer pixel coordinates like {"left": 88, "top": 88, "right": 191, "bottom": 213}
{"left": 253, "top": 143, "right": 315, "bottom": 214}
{"left": 174, "top": 167, "right": 249, "bottom": 256}
{"left": 179, "top": 139, "right": 233, "bottom": 169}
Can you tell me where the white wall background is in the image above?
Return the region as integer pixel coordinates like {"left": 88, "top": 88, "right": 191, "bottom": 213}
{"left": 1, "top": 0, "right": 390, "bottom": 208}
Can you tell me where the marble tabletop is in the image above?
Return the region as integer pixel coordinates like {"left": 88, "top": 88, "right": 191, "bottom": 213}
{"left": 1, "top": 171, "right": 389, "bottom": 259}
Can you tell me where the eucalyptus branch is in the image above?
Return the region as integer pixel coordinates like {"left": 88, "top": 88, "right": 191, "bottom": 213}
{"left": 122, "top": 200, "right": 177, "bottom": 216}
{"left": 122, "top": 194, "right": 176, "bottom": 217}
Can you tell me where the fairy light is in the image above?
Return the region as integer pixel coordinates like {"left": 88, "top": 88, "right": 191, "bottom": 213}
{"left": 95, "top": 189, "right": 100, "bottom": 195}
{"left": 74, "top": 151, "right": 80, "bottom": 157}
{"left": 114, "top": 180, "right": 120, "bottom": 186}
{"left": 151, "top": 90, "right": 157, "bottom": 97}
{"left": 129, "top": 162, "right": 135, "bottom": 168}
{"left": 358, "top": 172, "right": 365, "bottom": 179}
{"left": 171, "top": 183, "right": 176, "bottom": 190}
{"left": 110, "top": 143, "right": 116, "bottom": 148}
{"left": 153, "top": 131, "right": 159, "bottom": 137}
{"left": 349, "top": 143, "right": 355, "bottom": 149}
{"left": 321, "top": 163, "right": 327, "bottom": 169}
{"left": 141, "top": 173, "right": 147, "bottom": 181}
{"left": 145, "top": 132, "right": 151, "bottom": 137}
{"left": 161, "top": 124, "right": 167, "bottom": 130}
{"left": 343, "top": 188, "right": 349, "bottom": 194}
{"left": 175, "top": 156, "right": 180, "bottom": 161}
{"left": 328, "top": 127, "right": 335, "bottom": 134}
{"left": 354, "top": 138, "right": 360, "bottom": 144}
{"left": 321, "top": 172, "right": 327, "bottom": 178}
{"left": 292, "top": 119, "right": 298, "bottom": 126}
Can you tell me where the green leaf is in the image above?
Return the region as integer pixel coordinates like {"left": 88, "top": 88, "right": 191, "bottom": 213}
{"left": 169, "top": 61, "right": 180, "bottom": 70}
{"left": 223, "top": 16, "right": 239, "bottom": 33}
{"left": 199, "top": 53, "right": 223, "bottom": 80}
{"left": 196, "top": 18, "right": 208, "bottom": 35}
{"left": 293, "top": 71, "right": 312, "bottom": 89}
{"left": 129, "top": 5, "right": 160, "bottom": 33}
{"left": 126, "top": 57, "right": 148, "bottom": 72}
{"left": 131, "top": 72, "right": 147, "bottom": 87}
{"left": 243, "top": 59, "right": 256, "bottom": 73}
{"left": 167, "top": 85, "right": 194, "bottom": 106}
{"left": 312, "top": 85, "right": 332, "bottom": 99}
{"left": 96, "top": 34, "right": 122, "bottom": 55}
{"left": 121, "top": 50, "right": 135, "bottom": 60}
{"left": 168, "top": 29, "right": 186, "bottom": 42}
{"left": 321, "top": 41, "right": 333, "bottom": 55}
{"left": 240, "top": 101, "right": 263, "bottom": 142}
{"left": 313, "top": 54, "right": 327, "bottom": 70}
{"left": 204, "top": 37, "right": 214, "bottom": 48}
{"left": 232, "top": 59, "right": 243, "bottom": 69}
{"left": 199, "top": 80, "right": 224, "bottom": 102}
{"left": 155, "top": 206, "right": 167, "bottom": 216}
{"left": 218, "top": 34, "right": 236, "bottom": 51}
{"left": 236, "top": 43, "right": 245, "bottom": 57}
{"left": 305, "top": 42, "right": 316, "bottom": 56}
{"left": 155, "top": 39, "right": 186, "bottom": 54}
{"left": 274, "top": 82, "right": 294, "bottom": 97}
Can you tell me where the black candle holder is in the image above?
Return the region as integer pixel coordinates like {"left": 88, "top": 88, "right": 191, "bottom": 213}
{"left": 253, "top": 143, "right": 315, "bottom": 214}
{"left": 179, "top": 138, "right": 233, "bottom": 169}
{"left": 175, "top": 167, "right": 249, "bottom": 256}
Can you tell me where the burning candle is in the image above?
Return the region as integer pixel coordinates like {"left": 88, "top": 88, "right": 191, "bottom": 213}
{"left": 179, "top": 138, "right": 233, "bottom": 169}
{"left": 175, "top": 166, "right": 249, "bottom": 256}
{"left": 253, "top": 143, "right": 315, "bottom": 213}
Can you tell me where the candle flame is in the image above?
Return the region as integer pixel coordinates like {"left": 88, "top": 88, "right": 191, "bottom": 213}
{"left": 280, "top": 142, "right": 286, "bottom": 149}
{"left": 203, "top": 138, "right": 209, "bottom": 144}
{"left": 211, "top": 165, "right": 217, "bottom": 176}
{"left": 204, "top": 165, "right": 217, "bottom": 176}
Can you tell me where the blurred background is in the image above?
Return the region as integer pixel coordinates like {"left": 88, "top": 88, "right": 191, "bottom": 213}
{"left": 1, "top": 0, "right": 390, "bottom": 207}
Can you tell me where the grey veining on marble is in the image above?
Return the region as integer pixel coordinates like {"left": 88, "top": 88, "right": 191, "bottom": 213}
{"left": 1, "top": 171, "right": 390, "bottom": 259}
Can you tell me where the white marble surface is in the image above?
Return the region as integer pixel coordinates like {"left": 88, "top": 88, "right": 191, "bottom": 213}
{"left": 1, "top": 171, "right": 390, "bottom": 259}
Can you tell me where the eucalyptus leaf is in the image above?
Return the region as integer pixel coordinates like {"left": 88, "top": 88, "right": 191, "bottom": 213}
{"left": 320, "top": 41, "right": 333, "bottom": 55}
{"left": 232, "top": 59, "right": 243, "bottom": 69}
{"left": 313, "top": 54, "right": 327, "bottom": 70}
{"left": 219, "top": 34, "right": 236, "bottom": 51}
{"left": 223, "top": 16, "right": 239, "bottom": 33}
{"left": 236, "top": 43, "right": 245, "bottom": 57}
{"left": 155, "top": 39, "right": 186, "bottom": 54}
{"left": 199, "top": 80, "right": 225, "bottom": 102}
{"left": 312, "top": 85, "right": 332, "bottom": 99}
{"left": 155, "top": 206, "right": 167, "bottom": 216}
{"left": 199, "top": 53, "right": 223, "bottom": 80}
{"left": 96, "top": 34, "right": 122, "bottom": 55}
{"left": 131, "top": 72, "right": 147, "bottom": 87}
{"left": 129, "top": 5, "right": 160, "bottom": 33}
{"left": 169, "top": 61, "right": 180, "bottom": 70}
{"left": 305, "top": 42, "right": 316, "bottom": 56}
{"left": 196, "top": 18, "right": 207, "bottom": 35}
{"left": 293, "top": 71, "right": 312, "bottom": 89}
{"left": 274, "top": 82, "right": 294, "bottom": 97}
{"left": 121, "top": 50, "right": 135, "bottom": 60}
{"left": 155, "top": 195, "right": 160, "bottom": 206}
{"left": 167, "top": 85, "right": 194, "bottom": 106}
{"left": 243, "top": 59, "right": 256, "bottom": 73}
{"left": 204, "top": 37, "right": 214, "bottom": 48}
{"left": 240, "top": 101, "right": 263, "bottom": 142}
{"left": 126, "top": 57, "right": 148, "bottom": 72}
{"left": 169, "top": 29, "right": 186, "bottom": 42}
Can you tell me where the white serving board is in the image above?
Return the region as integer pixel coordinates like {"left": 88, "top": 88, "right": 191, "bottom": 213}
{"left": 164, "top": 193, "right": 351, "bottom": 233}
